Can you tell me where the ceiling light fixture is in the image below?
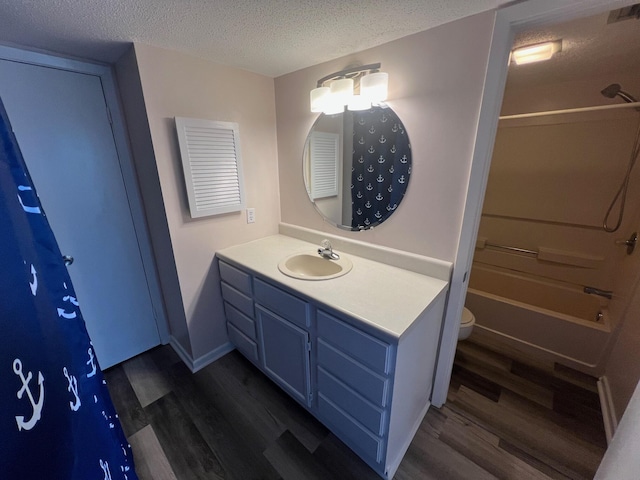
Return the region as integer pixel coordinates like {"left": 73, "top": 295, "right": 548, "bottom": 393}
{"left": 309, "top": 63, "right": 388, "bottom": 114}
{"left": 511, "top": 40, "right": 562, "bottom": 65}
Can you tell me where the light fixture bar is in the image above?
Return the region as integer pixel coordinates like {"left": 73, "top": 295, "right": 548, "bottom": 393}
{"left": 311, "top": 62, "right": 387, "bottom": 114}
{"left": 316, "top": 63, "right": 382, "bottom": 88}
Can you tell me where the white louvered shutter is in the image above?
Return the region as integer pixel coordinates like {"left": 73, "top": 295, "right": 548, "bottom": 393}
{"left": 310, "top": 131, "right": 339, "bottom": 199}
{"left": 175, "top": 117, "right": 245, "bottom": 218}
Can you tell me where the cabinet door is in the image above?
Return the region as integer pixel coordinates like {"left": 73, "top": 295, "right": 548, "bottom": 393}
{"left": 257, "top": 305, "right": 311, "bottom": 407}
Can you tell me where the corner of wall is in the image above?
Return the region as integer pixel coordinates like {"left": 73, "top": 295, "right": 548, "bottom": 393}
{"left": 170, "top": 336, "right": 234, "bottom": 373}
{"left": 114, "top": 45, "right": 192, "bottom": 356}
{"left": 129, "top": 44, "right": 282, "bottom": 361}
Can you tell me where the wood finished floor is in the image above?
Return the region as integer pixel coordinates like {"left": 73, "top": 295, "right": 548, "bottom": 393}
{"left": 104, "top": 339, "right": 607, "bottom": 480}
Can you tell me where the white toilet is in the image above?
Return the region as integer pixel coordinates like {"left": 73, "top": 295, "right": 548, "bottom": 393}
{"left": 458, "top": 307, "right": 475, "bottom": 340}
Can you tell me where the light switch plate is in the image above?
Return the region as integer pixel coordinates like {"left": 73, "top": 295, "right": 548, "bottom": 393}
{"left": 246, "top": 208, "right": 255, "bottom": 223}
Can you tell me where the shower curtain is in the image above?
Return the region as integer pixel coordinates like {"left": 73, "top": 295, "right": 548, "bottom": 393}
{"left": 351, "top": 107, "right": 411, "bottom": 229}
{"left": 0, "top": 98, "right": 137, "bottom": 479}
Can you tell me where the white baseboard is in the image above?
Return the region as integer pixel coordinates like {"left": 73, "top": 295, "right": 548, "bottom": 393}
{"left": 598, "top": 375, "right": 618, "bottom": 444}
{"left": 169, "top": 336, "right": 234, "bottom": 373}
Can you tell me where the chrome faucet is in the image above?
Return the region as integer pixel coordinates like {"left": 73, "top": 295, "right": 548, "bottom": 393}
{"left": 584, "top": 286, "right": 613, "bottom": 300}
{"left": 318, "top": 239, "right": 340, "bottom": 260}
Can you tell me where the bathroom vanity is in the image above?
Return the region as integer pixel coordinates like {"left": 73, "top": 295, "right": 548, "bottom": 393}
{"left": 217, "top": 229, "right": 450, "bottom": 479}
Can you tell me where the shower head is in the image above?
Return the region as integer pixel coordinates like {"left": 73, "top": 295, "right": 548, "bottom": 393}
{"left": 601, "top": 83, "right": 638, "bottom": 103}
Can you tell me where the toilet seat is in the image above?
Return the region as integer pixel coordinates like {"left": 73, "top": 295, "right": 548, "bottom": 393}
{"left": 461, "top": 307, "right": 474, "bottom": 325}
{"left": 459, "top": 307, "right": 475, "bottom": 341}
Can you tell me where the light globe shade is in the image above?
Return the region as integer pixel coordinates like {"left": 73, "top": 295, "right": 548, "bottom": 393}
{"left": 323, "top": 101, "right": 346, "bottom": 115}
{"left": 329, "top": 78, "right": 354, "bottom": 107}
{"left": 361, "top": 72, "right": 388, "bottom": 103}
{"left": 347, "top": 95, "right": 371, "bottom": 111}
{"left": 310, "top": 86, "right": 331, "bottom": 112}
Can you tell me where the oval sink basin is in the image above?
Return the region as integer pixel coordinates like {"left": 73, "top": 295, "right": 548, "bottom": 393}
{"left": 278, "top": 253, "right": 352, "bottom": 280}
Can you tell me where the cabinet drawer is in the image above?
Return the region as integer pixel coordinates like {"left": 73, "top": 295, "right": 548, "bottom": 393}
{"left": 254, "top": 278, "right": 310, "bottom": 329}
{"left": 317, "top": 393, "right": 384, "bottom": 464}
{"left": 219, "top": 260, "right": 252, "bottom": 296}
{"left": 317, "top": 339, "right": 389, "bottom": 407}
{"left": 221, "top": 282, "right": 254, "bottom": 318}
{"left": 318, "top": 310, "right": 391, "bottom": 374}
{"left": 318, "top": 367, "right": 385, "bottom": 436}
{"left": 227, "top": 322, "right": 259, "bottom": 365}
{"left": 224, "top": 302, "right": 256, "bottom": 340}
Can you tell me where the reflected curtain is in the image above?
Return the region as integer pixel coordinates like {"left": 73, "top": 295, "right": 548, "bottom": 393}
{"left": 0, "top": 97, "right": 137, "bottom": 479}
{"left": 351, "top": 107, "right": 411, "bottom": 230}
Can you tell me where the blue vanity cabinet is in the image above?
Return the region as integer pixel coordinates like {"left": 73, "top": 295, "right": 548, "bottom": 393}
{"left": 254, "top": 278, "right": 312, "bottom": 407}
{"left": 256, "top": 305, "right": 312, "bottom": 406}
{"left": 219, "top": 261, "right": 260, "bottom": 365}
{"left": 217, "top": 255, "right": 445, "bottom": 480}
{"left": 315, "top": 309, "right": 394, "bottom": 469}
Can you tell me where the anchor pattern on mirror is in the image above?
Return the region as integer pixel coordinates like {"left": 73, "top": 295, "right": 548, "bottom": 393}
{"left": 351, "top": 108, "right": 411, "bottom": 229}
{"left": 304, "top": 105, "right": 412, "bottom": 230}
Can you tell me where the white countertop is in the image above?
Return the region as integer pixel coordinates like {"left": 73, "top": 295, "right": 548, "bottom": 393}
{"left": 217, "top": 234, "right": 449, "bottom": 339}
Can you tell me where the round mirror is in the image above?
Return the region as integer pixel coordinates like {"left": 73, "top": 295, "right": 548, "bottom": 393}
{"left": 303, "top": 105, "right": 412, "bottom": 230}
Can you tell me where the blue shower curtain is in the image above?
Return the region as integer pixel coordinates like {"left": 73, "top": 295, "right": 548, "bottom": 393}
{"left": 0, "top": 97, "right": 137, "bottom": 479}
{"left": 351, "top": 107, "right": 411, "bottom": 230}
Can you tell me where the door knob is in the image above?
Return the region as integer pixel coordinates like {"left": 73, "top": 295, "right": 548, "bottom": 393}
{"left": 615, "top": 232, "right": 637, "bottom": 255}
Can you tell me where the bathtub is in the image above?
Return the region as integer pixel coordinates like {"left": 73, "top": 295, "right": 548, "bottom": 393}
{"left": 465, "top": 264, "right": 611, "bottom": 371}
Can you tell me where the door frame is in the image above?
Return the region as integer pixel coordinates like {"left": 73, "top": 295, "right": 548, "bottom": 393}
{"left": 431, "top": 0, "right": 634, "bottom": 407}
{"left": 0, "top": 44, "right": 169, "bottom": 345}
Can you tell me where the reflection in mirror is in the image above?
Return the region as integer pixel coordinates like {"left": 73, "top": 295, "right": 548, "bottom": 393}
{"left": 304, "top": 105, "right": 411, "bottom": 230}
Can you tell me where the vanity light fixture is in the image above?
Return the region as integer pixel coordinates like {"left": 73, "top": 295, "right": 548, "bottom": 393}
{"left": 310, "top": 63, "right": 388, "bottom": 114}
{"left": 347, "top": 94, "right": 373, "bottom": 112}
{"left": 310, "top": 86, "right": 330, "bottom": 112}
{"left": 511, "top": 40, "right": 562, "bottom": 65}
{"left": 360, "top": 71, "right": 388, "bottom": 103}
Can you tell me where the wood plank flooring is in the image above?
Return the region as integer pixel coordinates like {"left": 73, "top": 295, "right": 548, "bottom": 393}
{"left": 104, "top": 339, "right": 606, "bottom": 480}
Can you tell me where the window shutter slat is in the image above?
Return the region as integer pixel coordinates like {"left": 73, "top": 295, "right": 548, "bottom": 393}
{"left": 310, "top": 131, "right": 339, "bottom": 199}
{"left": 175, "top": 117, "right": 245, "bottom": 218}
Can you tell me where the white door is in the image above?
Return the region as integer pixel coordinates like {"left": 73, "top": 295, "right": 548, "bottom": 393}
{"left": 0, "top": 58, "right": 161, "bottom": 368}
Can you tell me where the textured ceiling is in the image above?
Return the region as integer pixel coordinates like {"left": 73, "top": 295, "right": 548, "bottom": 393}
{"left": 0, "top": 0, "right": 512, "bottom": 77}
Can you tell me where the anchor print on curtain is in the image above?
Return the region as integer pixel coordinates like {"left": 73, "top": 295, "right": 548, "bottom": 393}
{"left": 351, "top": 107, "right": 411, "bottom": 230}
{"left": 0, "top": 97, "right": 137, "bottom": 480}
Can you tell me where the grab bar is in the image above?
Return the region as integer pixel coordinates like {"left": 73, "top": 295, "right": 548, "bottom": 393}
{"left": 584, "top": 286, "right": 613, "bottom": 300}
{"left": 484, "top": 242, "right": 538, "bottom": 256}
{"left": 477, "top": 239, "right": 604, "bottom": 269}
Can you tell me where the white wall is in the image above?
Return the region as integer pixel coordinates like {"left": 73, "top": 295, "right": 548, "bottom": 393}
{"left": 596, "top": 379, "right": 640, "bottom": 479}
{"left": 274, "top": 12, "right": 496, "bottom": 263}
{"left": 117, "top": 44, "right": 281, "bottom": 360}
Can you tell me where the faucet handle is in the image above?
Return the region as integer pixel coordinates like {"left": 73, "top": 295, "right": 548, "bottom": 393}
{"left": 318, "top": 239, "right": 340, "bottom": 260}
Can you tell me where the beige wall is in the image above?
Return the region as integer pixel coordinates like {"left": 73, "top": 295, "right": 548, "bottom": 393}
{"left": 604, "top": 200, "right": 640, "bottom": 421}
{"left": 475, "top": 71, "right": 640, "bottom": 413}
{"left": 274, "top": 12, "right": 496, "bottom": 263}
{"left": 125, "top": 43, "right": 281, "bottom": 360}
{"left": 475, "top": 74, "right": 640, "bottom": 304}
